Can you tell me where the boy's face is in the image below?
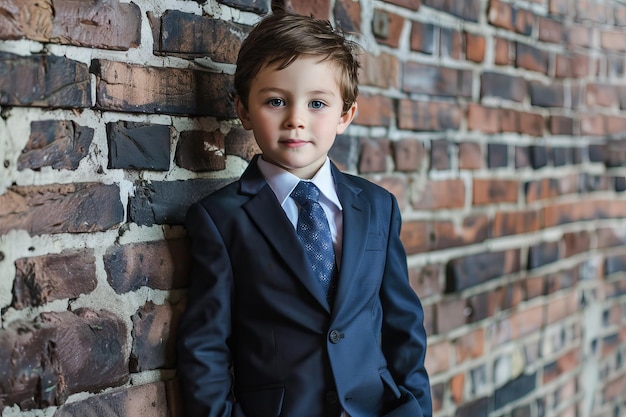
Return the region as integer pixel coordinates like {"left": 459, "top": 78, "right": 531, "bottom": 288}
{"left": 235, "top": 55, "right": 357, "bottom": 179}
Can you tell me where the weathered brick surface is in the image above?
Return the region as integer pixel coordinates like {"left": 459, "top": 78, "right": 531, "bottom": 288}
{"left": 12, "top": 249, "right": 97, "bottom": 309}
{"left": 154, "top": 11, "right": 249, "bottom": 63}
{"left": 0, "top": 183, "right": 123, "bottom": 236}
{"left": 0, "top": 309, "right": 128, "bottom": 409}
{"left": 93, "top": 60, "right": 236, "bottom": 117}
{"left": 5, "top": 0, "right": 626, "bottom": 415}
{"left": 54, "top": 382, "right": 169, "bottom": 417}
{"left": 104, "top": 238, "right": 190, "bottom": 293}
{"left": 107, "top": 121, "right": 171, "bottom": 171}
{"left": 128, "top": 178, "right": 234, "bottom": 226}
{"left": 0, "top": 53, "right": 90, "bottom": 108}
{"left": 0, "top": 0, "right": 141, "bottom": 50}
{"left": 175, "top": 130, "right": 226, "bottom": 172}
{"left": 18, "top": 120, "right": 94, "bottom": 171}
{"left": 130, "top": 300, "right": 186, "bottom": 371}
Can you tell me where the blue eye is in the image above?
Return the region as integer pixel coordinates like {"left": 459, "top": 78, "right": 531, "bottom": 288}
{"left": 309, "top": 100, "right": 325, "bottom": 109}
{"left": 268, "top": 98, "right": 284, "bottom": 107}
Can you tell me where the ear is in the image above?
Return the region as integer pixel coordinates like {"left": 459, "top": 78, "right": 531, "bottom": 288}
{"left": 336, "top": 102, "right": 358, "bottom": 135}
{"left": 235, "top": 96, "right": 253, "bottom": 130}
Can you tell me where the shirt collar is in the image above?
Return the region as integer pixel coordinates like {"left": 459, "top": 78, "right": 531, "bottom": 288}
{"left": 257, "top": 156, "right": 342, "bottom": 210}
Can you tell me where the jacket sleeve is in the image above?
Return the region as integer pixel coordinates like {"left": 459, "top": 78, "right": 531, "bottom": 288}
{"left": 379, "top": 194, "right": 433, "bottom": 417}
{"left": 177, "top": 202, "right": 239, "bottom": 417}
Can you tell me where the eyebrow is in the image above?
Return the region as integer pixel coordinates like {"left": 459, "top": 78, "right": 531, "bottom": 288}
{"left": 257, "top": 87, "right": 337, "bottom": 97}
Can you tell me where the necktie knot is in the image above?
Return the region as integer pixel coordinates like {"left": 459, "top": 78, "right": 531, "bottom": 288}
{"left": 291, "top": 181, "right": 320, "bottom": 205}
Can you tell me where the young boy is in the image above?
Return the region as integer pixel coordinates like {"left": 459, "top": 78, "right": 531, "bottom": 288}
{"left": 177, "top": 12, "right": 432, "bottom": 417}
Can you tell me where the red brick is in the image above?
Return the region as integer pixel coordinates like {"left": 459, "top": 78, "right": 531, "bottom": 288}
{"left": 425, "top": 340, "right": 452, "bottom": 374}
{"left": 473, "top": 179, "right": 518, "bottom": 205}
{"left": 606, "top": 116, "right": 626, "bottom": 135}
{"left": 0, "top": 309, "right": 128, "bottom": 409}
{"left": 225, "top": 127, "right": 261, "bottom": 162}
{"left": 450, "top": 373, "right": 465, "bottom": 404}
{"left": 563, "top": 231, "right": 591, "bottom": 257}
{"left": 398, "top": 99, "right": 463, "bottom": 131}
{"left": 284, "top": 0, "right": 331, "bottom": 18}
{"left": 492, "top": 210, "right": 540, "bottom": 237}
{"left": 431, "top": 215, "right": 489, "bottom": 250}
{"left": 459, "top": 142, "right": 484, "bottom": 170}
{"left": 0, "top": 52, "right": 90, "bottom": 108}
{"left": 518, "top": 111, "right": 545, "bottom": 136}
{"left": 491, "top": 282, "right": 524, "bottom": 312}
{"left": 455, "top": 328, "right": 485, "bottom": 363}
{"left": 567, "top": 25, "right": 592, "bottom": 48}
{"left": 358, "top": 137, "right": 390, "bottom": 173}
{"left": 604, "top": 374, "right": 626, "bottom": 402}
{"left": 500, "top": 109, "right": 519, "bottom": 132}
{"left": 403, "top": 62, "right": 471, "bottom": 98}
{"left": 131, "top": 300, "right": 186, "bottom": 371}
{"left": 18, "top": 120, "right": 94, "bottom": 171}
{"left": 440, "top": 27, "right": 463, "bottom": 59}
{"left": 597, "top": 227, "right": 626, "bottom": 249}
{"left": 0, "top": 183, "right": 123, "bottom": 236}
{"left": 0, "top": 0, "right": 140, "bottom": 50}
{"left": 13, "top": 249, "right": 97, "bottom": 309}
{"left": 446, "top": 249, "right": 521, "bottom": 292}
{"left": 602, "top": 30, "right": 626, "bottom": 52}
{"left": 529, "top": 81, "right": 564, "bottom": 108}
{"left": 528, "top": 240, "right": 559, "bottom": 269}
{"left": 526, "top": 178, "right": 560, "bottom": 203}
{"left": 430, "top": 139, "right": 450, "bottom": 170}
{"left": 93, "top": 60, "right": 235, "bottom": 118}
{"left": 436, "top": 297, "right": 467, "bottom": 333}
{"left": 355, "top": 94, "right": 393, "bottom": 127}
{"left": 546, "top": 291, "right": 578, "bottom": 323}
{"left": 334, "top": 0, "right": 362, "bottom": 32}
{"left": 55, "top": 382, "right": 168, "bottom": 417}
{"left": 422, "top": 0, "right": 480, "bottom": 22}
{"left": 465, "top": 32, "right": 486, "bottom": 62}
{"left": 175, "top": 129, "right": 226, "bottom": 172}
{"left": 549, "top": 0, "right": 570, "bottom": 15}
{"left": 392, "top": 138, "right": 426, "bottom": 172}
{"left": 467, "top": 104, "right": 499, "bottom": 133}
{"left": 410, "top": 21, "right": 435, "bottom": 54}
{"left": 586, "top": 83, "right": 618, "bottom": 108}
{"left": 360, "top": 52, "right": 400, "bottom": 89}
{"left": 409, "top": 264, "right": 443, "bottom": 298}
{"left": 386, "top": 0, "right": 420, "bottom": 10}
{"left": 514, "top": 304, "right": 544, "bottom": 337}
{"left": 516, "top": 43, "right": 549, "bottom": 74}
{"left": 494, "top": 37, "right": 514, "bottom": 66}
{"left": 489, "top": 0, "right": 534, "bottom": 35}
{"left": 400, "top": 220, "right": 430, "bottom": 254}
{"left": 412, "top": 179, "right": 465, "bottom": 210}
{"left": 373, "top": 10, "right": 405, "bottom": 48}
{"left": 104, "top": 239, "right": 190, "bottom": 294}
{"left": 550, "top": 116, "right": 574, "bottom": 135}
{"left": 481, "top": 72, "right": 527, "bottom": 102}
{"left": 155, "top": 11, "right": 249, "bottom": 63}
{"left": 538, "top": 16, "right": 564, "bottom": 43}
{"left": 580, "top": 114, "right": 606, "bottom": 136}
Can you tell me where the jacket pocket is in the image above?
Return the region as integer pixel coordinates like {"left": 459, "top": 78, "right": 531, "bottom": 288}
{"left": 379, "top": 368, "right": 401, "bottom": 399}
{"left": 237, "top": 385, "right": 285, "bottom": 417}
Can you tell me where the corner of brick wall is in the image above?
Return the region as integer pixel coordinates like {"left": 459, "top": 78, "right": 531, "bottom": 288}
{"left": 1, "top": 0, "right": 626, "bottom": 416}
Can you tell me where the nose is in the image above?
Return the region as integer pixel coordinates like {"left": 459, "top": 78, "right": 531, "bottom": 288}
{"left": 284, "top": 107, "right": 305, "bottom": 130}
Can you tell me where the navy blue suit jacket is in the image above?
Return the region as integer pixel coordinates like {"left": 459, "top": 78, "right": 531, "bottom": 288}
{"left": 177, "top": 156, "right": 432, "bottom": 417}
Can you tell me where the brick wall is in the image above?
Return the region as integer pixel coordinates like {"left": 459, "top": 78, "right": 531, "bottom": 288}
{"left": 1, "top": 0, "right": 625, "bottom": 416}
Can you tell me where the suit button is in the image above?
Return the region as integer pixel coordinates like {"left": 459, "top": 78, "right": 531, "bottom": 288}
{"left": 325, "top": 390, "right": 339, "bottom": 405}
{"left": 329, "top": 329, "right": 343, "bottom": 343}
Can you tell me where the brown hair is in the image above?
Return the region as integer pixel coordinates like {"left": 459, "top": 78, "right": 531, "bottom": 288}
{"left": 234, "top": 12, "right": 361, "bottom": 114}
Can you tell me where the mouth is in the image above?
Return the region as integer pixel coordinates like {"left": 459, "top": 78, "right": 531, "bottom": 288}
{"left": 279, "top": 138, "right": 310, "bottom": 148}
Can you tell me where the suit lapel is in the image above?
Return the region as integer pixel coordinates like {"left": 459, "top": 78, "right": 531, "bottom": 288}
{"left": 240, "top": 157, "right": 331, "bottom": 312}
{"left": 331, "top": 165, "right": 370, "bottom": 317}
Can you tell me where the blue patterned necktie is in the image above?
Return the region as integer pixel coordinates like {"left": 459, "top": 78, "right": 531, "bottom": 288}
{"left": 291, "top": 181, "right": 337, "bottom": 300}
